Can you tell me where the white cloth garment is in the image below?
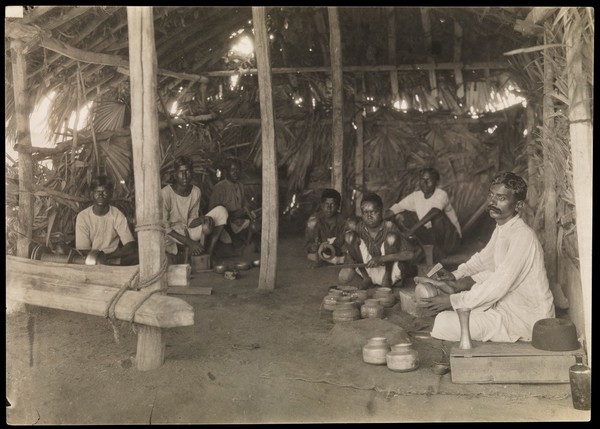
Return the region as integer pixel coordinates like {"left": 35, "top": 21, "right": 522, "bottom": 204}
{"left": 431, "top": 215, "right": 555, "bottom": 342}
{"left": 162, "top": 185, "right": 228, "bottom": 255}
{"left": 75, "top": 205, "right": 134, "bottom": 254}
{"left": 389, "top": 187, "right": 462, "bottom": 237}
{"left": 356, "top": 240, "right": 403, "bottom": 286}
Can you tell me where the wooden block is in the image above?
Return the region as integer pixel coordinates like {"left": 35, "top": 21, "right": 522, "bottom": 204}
{"left": 190, "top": 254, "right": 210, "bottom": 272}
{"left": 398, "top": 285, "right": 419, "bottom": 317}
{"left": 167, "top": 286, "right": 212, "bottom": 296}
{"left": 167, "top": 264, "right": 191, "bottom": 287}
{"left": 450, "top": 341, "right": 581, "bottom": 384}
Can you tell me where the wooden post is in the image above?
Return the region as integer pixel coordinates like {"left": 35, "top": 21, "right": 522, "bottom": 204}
{"left": 453, "top": 20, "right": 464, "bottom": 99}
{"left": 328, "top": 6, "right": 344, "bottom": 194}
{"left": 354, "top": 74, "right": 365, "bottom": 216}
{"left": 542, "top": 29, "right": 568, "bottom": 310}
{"left": 10, "top": 39, "right": 34, "bottom": 258}
{"left": 566, "top": 20, "right": 592, "bottom": 363}
{"left": 525, "top": 103, "right": 539, "bottom": 228}
{"left": 127, "top": 6, "right": 167, "bottom": 371}
{"left": 252, "top": 7, "right": 278, "bottom": 291}
{"left": 420, "top": 8, "right": 437, "bottom": 99}
{"left": 387, "top": 10, "right": 399, "bottom": 104}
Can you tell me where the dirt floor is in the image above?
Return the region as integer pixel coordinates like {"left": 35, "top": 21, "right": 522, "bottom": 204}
{"left": 5, "top": 231, "right": 591, "bottom": 424}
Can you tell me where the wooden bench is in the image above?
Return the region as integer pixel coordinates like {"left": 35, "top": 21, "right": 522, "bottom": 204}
{"left": 6, "top": 255, "right": 196, "bottom": 369}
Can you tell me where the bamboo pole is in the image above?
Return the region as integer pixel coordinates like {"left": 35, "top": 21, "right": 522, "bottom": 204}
{"left": 127, "top": 6, "right": 168, "bottom": 371}
{"left": 328, "top": 6, "right": 344, "bottom": 194}
{"left": 252, "top": 6, "right": 278, "bottom": 291}
{"left": 525, "top": 103, "right": 539, "bottom": 228}
{"left": 420, "top": 8, "right": 438, "bottom": 99}
{"left": 10, "top": 39, "right": 34, "bottom": 258}
{"left": 542, "top": 29, "right": 568, "bottom": 310}
{"left": 566, "top": 19, "right": 592, "bottom": 364}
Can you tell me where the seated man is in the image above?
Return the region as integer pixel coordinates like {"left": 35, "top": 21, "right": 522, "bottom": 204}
{"left": 75, "top": 175, "right": 138, "bottom": 265}
{"left": 304, "top": 188, "right": 347, "bottom": 266}
{"left": 208, "top": 157, "right": 260, "bottom": 254}
{"left": 419, "top": 172, "right": 555, "bottom": 342}
{"left": 384, "top": 167, "right": 462, "bottom": 261}
{"left": 162, "top": 156, "right": 228, "bottom": 264}
{"left": 339, "top": 192, "right": 420, "bottom": 289}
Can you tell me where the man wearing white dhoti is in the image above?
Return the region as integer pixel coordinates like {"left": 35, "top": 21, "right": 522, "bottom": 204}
{"left": 419, "top": 172, "right": 555, "bottom": 342}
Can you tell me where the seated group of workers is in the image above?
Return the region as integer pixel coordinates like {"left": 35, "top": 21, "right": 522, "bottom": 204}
{"left": 75, "top": 155, "right": 258, "bottom": 267}
{"left": 75, "top": 159, "right": 555, "bottom": 345}
{"left": 304, "top": 169, "right": 555, "bottom": 344}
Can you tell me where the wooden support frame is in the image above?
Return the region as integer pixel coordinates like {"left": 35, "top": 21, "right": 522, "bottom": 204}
{"left": 9, "top": 39, "right": 34, "bottom": 258}
{"left": 127, "top": 6, "right": 168, "bottom": 371}
{"left": 252, "top": 6, "right": 278, "bottom": 291}
{"left": 565, "top": 19, "right": 592, "bottom": 363}
{"left": 354, "top": 74, "right": 365, "bottom": 216}
{"left": 328, "top": 6, "right": 344, "bottom": 194}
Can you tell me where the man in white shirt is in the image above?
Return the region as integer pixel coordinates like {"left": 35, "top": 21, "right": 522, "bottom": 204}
{"left": 162, "top": 156, "right": 228, "bottom": 264}
{"left": 75, "top": 175, "right": 138, "bottom": 265}
{"left": 385, "top": 167, "right": 461, "bottom": 261}
{"left": 418, "top": 172, "right": 555, "bottom": 342}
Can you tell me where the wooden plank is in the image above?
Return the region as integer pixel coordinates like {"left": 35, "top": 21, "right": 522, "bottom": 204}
{"left": 167, "top": 287, "right": 212, "bottom": 296}
{"left": 450, "top": 354, "right": 576, "bottom": 384}
{"left": 328, "top": 6, "right": 344, "bottom": 194}
{"left": 451, "top": 341, "right": 583, "bottom": 357}
{"left": 420, "top": 8, "right": 438, "bottom": 99}
{"left": 6, "top": 274, "right": 194, "bottom": 329}
{"left": 388, "top": 10, "right": 399, "bottom": 103}
{"left": 566, "top": 20, "right": 592, "bottom": 363}
{"left": 9, "top": 39, "right": 34, "bottom": 258}
{"left": 453, "top": 20, "right": 464, "bottom": 99}
{"left": 252, "top": 6, "right": 278, "bottom": 291}
{"left": 127, "top": 6, "right": 167, "bottom": 371}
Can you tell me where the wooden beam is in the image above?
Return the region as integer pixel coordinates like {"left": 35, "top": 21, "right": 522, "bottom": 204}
{"left": 328, "top": 6, "right": 344, "bottom": 194}
{"left": 420, "top": 8, "right": 438, "bottom": 99}
{"left": 10, "top": 39, "right": 34, "bottom": 258}
{"left": 41, "top": 6, "right": 94, "bottom": 30}
{"left": 127, "top": 6, "right": 167, "bottom": 371}
{"left": 6, "top": 273, "right": 194, "bottom": 329}
{"left": 39, "top": 32, "right": 129, "bottom": 67}
{"left": 566, "top": 18, "right": 592, "bottom": 363}
{"left": 252, "top": 6, "right": 278, "bottom": 291}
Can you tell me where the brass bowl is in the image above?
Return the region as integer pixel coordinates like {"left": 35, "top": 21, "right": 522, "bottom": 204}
{"left": 235, "top": 261, "right": 252, "bottom": 270}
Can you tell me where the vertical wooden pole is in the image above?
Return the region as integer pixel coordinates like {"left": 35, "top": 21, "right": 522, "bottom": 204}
{"left": 354, "top": 74, "right": 365, "bottom": 217}
{"left": 10, "top": 39, "right": 34, "bottom": 258}
{"left": 566, "top": 20, "right": 592, "bottom": 363}
{"left": 420, "top": 8, "right": 437, "bottom": 99}
{"left": 542, "top": 30, "right": 568, "bottom": 311}
{"left": 252, "top": 6, "right": 278, "bottom": 291}
{"left": 127, "top": 6, "right": 167, "bottom": 371}
{"left": 328, "top": 6, "right": 344, "bottom": 194}
{"left": 453, "top": 20, "right": 464, "bottom": 99}
{"left": 387, "top": 10, "right": 399, "bottom": 104}
{"left": 525, "top": 104, "right": 539, "bottom": 228}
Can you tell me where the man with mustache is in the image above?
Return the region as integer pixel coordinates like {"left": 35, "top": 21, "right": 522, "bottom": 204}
{"left": 418, "top": 172, "right": 555, "bottom": 342}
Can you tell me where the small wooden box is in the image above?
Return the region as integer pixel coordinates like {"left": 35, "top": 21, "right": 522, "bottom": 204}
{"left": 450, "top": 341, "right": 582, "bottom": 384}
{"left": 166, "top": 264, "right": 191, "bottom": 287}
{"left": 190, "top": 254, "right": 210, "bottom": 273}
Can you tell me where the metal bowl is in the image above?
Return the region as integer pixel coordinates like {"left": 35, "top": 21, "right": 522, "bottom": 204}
{"left": 252, "top": 259, "right": 260, "bottom": 267}
{"left": 235, "top": 261, "right": 252, "bottom": 270}
{"left": 213, "top": 264, "right": 228, "bottom": 274}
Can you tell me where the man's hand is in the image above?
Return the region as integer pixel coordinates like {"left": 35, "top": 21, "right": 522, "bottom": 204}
{"left": 436, "top": 268, "right": 456, "bottom": 282}
{"left": 418, "top": 292, "right": 452, "bottom": 313}
{"left": 414, "top": 277, "right": 456, "bottom": 295}
{"left": 189, "top": 216, "right": 207, "bottom": 229}
{"left": 365, "top": 256, "right": 384, "bottom": 268}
